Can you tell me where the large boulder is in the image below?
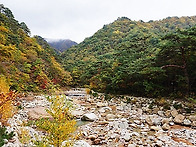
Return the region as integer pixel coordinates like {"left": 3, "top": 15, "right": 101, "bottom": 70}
{"left": 171, "top": 109, "right": 178, "bottom": 118}
{"left": 174, "top": 114, "right": 185, "bottom": 124}
{"left": 81, "top": 113, "right": 98, "bottom": 121}
{"left": 26, "top": 107, "right": 52, "bottom": 120}
{"left": 73, "top": 140, "right": 91, "bottom": 147}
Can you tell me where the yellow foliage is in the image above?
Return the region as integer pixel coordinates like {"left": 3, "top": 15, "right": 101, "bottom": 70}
{"left": 0, "top": 44, "right": 17, "bottom": 60}
{"left": 85, "top": 88, "right": 91, "bottom": 94}
{"left": 0, "top": 34, "right": 6, "bottom": 44}
{"left": 0, "top": 75, "right": 16, "bottom": 125}
{"left": 0, "top": 76, "right": 9, "bottom": 93}
{"left": 18, "top": 127, "right": 31, "bottom": 144}
{"left": 0, "top": 26, "right": 9, "bottom": 33}
{"left": 36, "top": 95, "right": 77, "bottom": 147}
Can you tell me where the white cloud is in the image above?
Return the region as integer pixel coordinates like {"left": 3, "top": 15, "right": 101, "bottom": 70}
{"left": 1, "top": 0, "right": 196, "bottom": 43}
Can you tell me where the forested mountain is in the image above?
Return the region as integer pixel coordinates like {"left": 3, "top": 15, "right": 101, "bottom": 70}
{"left": 47, "top": 39, "right": 77, "bottom": 53}
{"left": 62, "top": 16, "right": 196, "bottom": 98}
{"left": 0, "top": 5, "right": 72, "bottom": 92}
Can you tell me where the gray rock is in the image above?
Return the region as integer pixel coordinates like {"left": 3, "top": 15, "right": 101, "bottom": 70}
{"left": 150, "top": 126, "right": 162, "bottom": 131}
{"left": 183, "top": 119, "right": 191, "bottom": 126}
{"left": 88, "top": 135, "right": 97, "bottom": 141}
{"left": 3, "top": 139, "right": 8, "bottom": 144}
{"left": 106, "top": 114, "right": 115, "bottom": 121}
{"left": 123, "top": 133, "right": 131, "bottom": 141}
{"left": 134, "top": 120, "right": 141, "bottom": 125}
{"left": 169, "top": 122, "right": 174, "bottom": 126}
{"left": 157, "top": 135, "right": 171, "bottom": 142}
{"left": 192, "top": 121, "right": 196, "bottom": 127}
{"left": 118, "top": 121, "right": 129, "bottom": 130}
{"left": 174, "top": 114, "right": 185, "bottom": 124}
{"left": 156, "top": 140, "right": 164, "bottom": 147}
{"left": 73, "top": 140, "right": 91, "bottom": 147}
{"left": 81, "top": 113, "right": 98, "bottom": 121}
{"left": 164, "top": 110, "right": 171, "bottom": 117}
{"left": 158, "top": 111, "right": 165, "bottom": 117}
{"left": 145, "top": 116, "right": 153, "bottom": 126}
{"left": 96, "top": 102, "right": 107, "bottom": 107}
{"left": 71, "top": 110, "right": 85, "bottom": 118}
{"left": 171, "top": 109, "right": 178, "bottom": 118}
{"left": 162, "top": 118, "right": 171, "bottom": 124}
{"left": 150, "top": 115, "right": 162, "bottom": 125}
{"left": 98, "top": 107, "right": 112, "bottom": 113}
{"left": 188, "top": 115, "right": 196, "bottom": 122}
{"left": 128, "top": 144, "right": 136, "bottom": 147}
{"left": 162, "top": 123, "right": 170, "bottom": 131}
{"left": 131, "top": 132, "right": 140, "bottom": 137}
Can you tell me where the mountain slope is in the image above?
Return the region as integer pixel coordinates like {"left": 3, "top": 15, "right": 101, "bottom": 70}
{"left": 0, "top": 5, "right": 72, "bottom": 92}
{"left": 47, "top": 39, "right": 77, "bottom": 53}
{"left": 62, "top": 16, "right": 196, "bottom": 97}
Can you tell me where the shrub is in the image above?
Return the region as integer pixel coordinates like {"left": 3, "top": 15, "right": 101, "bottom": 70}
{"left": 0, "top": 126, "right": 14, "bottom": 146}
{"left": 0, "top": 75, "right": 16, "bottom": 125}
{"left": 36, "top": 95, "right": 77, "bottom": 147}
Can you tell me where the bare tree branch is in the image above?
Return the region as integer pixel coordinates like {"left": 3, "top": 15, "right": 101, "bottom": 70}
{"left": 161, "top": 65, "right": 185, "bottom": 69}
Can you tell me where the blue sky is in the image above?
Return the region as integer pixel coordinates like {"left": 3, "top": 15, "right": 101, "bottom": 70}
{"left": 1, "top": 0, "right": 196, "bottom": 43}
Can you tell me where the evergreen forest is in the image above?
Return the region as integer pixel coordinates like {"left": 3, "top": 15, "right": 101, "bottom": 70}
{"left": 62, "top": 16, "right": 196, "bottom": 99}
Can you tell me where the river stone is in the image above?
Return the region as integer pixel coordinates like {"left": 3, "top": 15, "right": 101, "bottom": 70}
{"left": 158, "top": 111, "right": 165, "bottom": 117}
{"left": 157, "top": 135, "right": 171, "bottom": 142}
{"left": 164, "top": 110, "right": 171, "bottom": 117}
{"left": 192, "top": 121, "right": 196, "bottom": 127}
{"left": 183, "top": 119, "right": 191, "bottom": 126}
{"left": 93, "top": 138, "right": 101, "bottom": 145}
{"left": 150, "top": 126, "right": 162, "bottom": 131}
{"left": 188, "top": 115, "right": 196, "bottom": 122}
{"left": 174, "top": 114, "right": 185, "bottom": 124}
{"left": 71, "top": 110, "right": 85, "bottom": 118}
{"left": 128, "top": 144, "right": 136, "bottom": 147}
{"left": 145, "top": 116, "right": 153, "bottom": 126}
{"left": 98, "top": 107, "right": 112, "bottom": 113}
{"left": 171, "top": 109, "right": 178, "bottom": 118}
{"left": 73, "top": 140, "right": 91, "bottom": 147}
{"left": 97, "top": 102, "right": 107, "bottom": 108}
{"left": 162, "top": 118, "right": 170, "bottom": 124}
{"left": 119, "top": 121, "right": 129, "bottom": 129}
{"left": 123, "top": 133, "right": 131, "bottom": 141}
{"left": 156, "top": 140, "right": 164, "bottom": 147}
{"left": 149, "top": 115, "right": 162, "bottom": 125}
{"left": 88, "top": 135, "right": 96, "bottom": 141}
{"left": 81, "top": 113, "right": 98, "bottom": 121}
{"left": 162, "top": 123, "right": 170, "bottom": 131}
{"left": 106, "top": 114, "right": 115, "bottom": 121}
{"left": 134, "top": 120, "right": 141, "bottom": 125}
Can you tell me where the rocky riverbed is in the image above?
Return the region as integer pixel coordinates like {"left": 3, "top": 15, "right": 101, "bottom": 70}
{"left": 2, "top": 89, "right": 196, "bottom": 147}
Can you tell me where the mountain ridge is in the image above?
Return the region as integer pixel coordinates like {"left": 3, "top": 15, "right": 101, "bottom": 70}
{"left": 62, "top": 15, "right": 196, "bottom": 97}
{"left": 0, "top": 5, "right": 72, "bottom": 92}
{"left": 46, "top": 39, "right": 77, "bottom": 53}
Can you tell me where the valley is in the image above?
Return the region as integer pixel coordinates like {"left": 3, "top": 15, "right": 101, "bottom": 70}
{"left": 0, "top": 4, "right": 196, "bottom": 147}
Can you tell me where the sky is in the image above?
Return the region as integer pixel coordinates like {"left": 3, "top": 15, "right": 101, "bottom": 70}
{"left": 1, "top": 0, "right": 196, "bottom": 43}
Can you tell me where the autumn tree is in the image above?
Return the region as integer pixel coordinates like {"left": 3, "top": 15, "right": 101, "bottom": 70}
{"left": 0, "top": 75, "right": 16, "bottom": 125}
